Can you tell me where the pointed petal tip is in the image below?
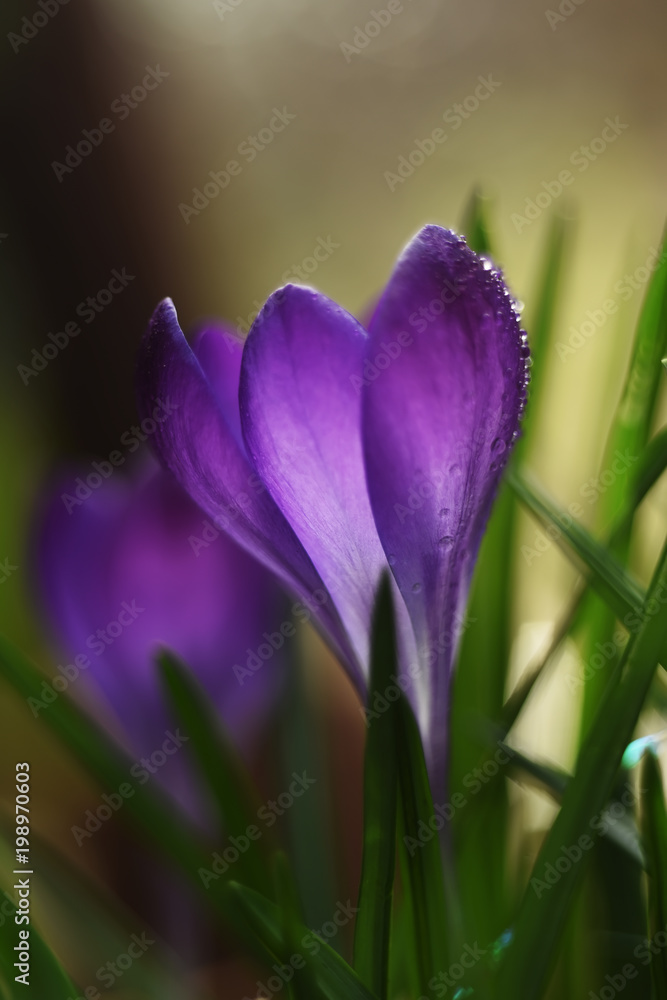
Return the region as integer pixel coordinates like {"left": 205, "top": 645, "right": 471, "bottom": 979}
{"left": 395, "top": 223, "right": 531, "bottom": 405}
{"left": 404, "top": 224, "right": 468, "bottom": 255}
{"left": 151, "top": 297, "right": 177, "bottom": 325}
{"left": 261, "top": 283, "right": 319, "bottom": 311}
{"left": 249, "top": 284, "right": 356, "bottom": 345}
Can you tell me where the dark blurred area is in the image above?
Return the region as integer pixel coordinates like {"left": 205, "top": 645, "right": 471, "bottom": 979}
{"left": 2, "top": 0, "right": 667, "bottom": 457}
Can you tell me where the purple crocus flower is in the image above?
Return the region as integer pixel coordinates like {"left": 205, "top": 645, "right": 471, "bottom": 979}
{"left": 35, "top": 461, "right": 286, "bottom": 782}
{"left": 35, "top": 461, "right": 287, "bottom": 961}
{"left": 137, "top": 226, "right": 529, "bottom": 794}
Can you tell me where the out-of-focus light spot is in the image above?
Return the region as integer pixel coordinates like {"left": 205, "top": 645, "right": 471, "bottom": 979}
{"left": 622, "top": 729, "right": 667, "bottom": 768}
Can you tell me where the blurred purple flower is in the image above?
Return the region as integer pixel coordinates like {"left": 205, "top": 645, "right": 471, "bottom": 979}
{"left": 35, "top": 461, "right": 288, "bottom": 961}
{"left": 35, "top": 461, "right": 286, "bottom": 779}
{"left": 137, "top": 225, "right": 529, "bottom": 793}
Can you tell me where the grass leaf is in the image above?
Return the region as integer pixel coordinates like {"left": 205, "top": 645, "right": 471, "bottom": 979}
{"left": 157, "top": 647, "right": 271, "bottom": 892}
{"left": 396, "top": 697, "right": 455, "bottom": 992}
{"left": 640, "top": 751, "right": 667, "bottom": 1000}
{"left": 353, "top": 575, "right": 399, "bottom": 999}
{"left": 496, "top": 532, "right": 667, "bottom": 999}
{"left": 507, "top": 468, "right": 644, "bottom": 620}
{"left": 460, "top": 187, "right": 493, "bottom": 254}
{"left": 0, "top": 886, "right": 77, "bottom": 999}
{"left": 229, "top": 882, "right": 378, "bottom": 1000}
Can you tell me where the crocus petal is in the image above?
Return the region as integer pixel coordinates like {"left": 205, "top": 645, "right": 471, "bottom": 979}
{"left": 239, "top": 285, "right": 397, "bottom": 674}
{"left": 192, "top": 322, "right": 245, "bottom": 451}
{"left": 362, "top": 226, "right": 529, "bottom": 784}
{"left": 137, "top": 299, "right": 359, "bottom": 681}
{"left": 34, "top": 465, "right": 284, "bottom": 758}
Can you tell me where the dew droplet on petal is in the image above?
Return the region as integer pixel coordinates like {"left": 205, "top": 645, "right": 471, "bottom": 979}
{"left": 439, "top": 535, "right": 454, "bottom": 548}
{"left": 439, "top": 507, "right": 449, "bottom": 517}
{"left": 491, "top": 437, "right": 506, "bottom": 455}
{"left": 412, "top": 583, "right": 422, "bottom": 593}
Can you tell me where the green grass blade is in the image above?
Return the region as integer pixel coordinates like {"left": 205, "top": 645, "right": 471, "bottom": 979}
{"left": 280, "top": 648, "right": 337, "bottom": 934}
{"left": 396, "top": 697, "right": 455, "bottom": 993}
{"left": 605, "top": 228, "right": 667, "bottom": 507}
{"left": 640, "top": 751, "right": 667, "bottom": 1000}
{"left": 157, "top": 647, "right": 271, "bottom": 892}
{"left": 502, "top": 430, "right": 667, "bottom": 735}
{"left": 519, "top": 212, "right": 571, "bottom": 455}
{"left": 500, "top": 586, "right": 584, "bottom": 735}
{"left": 273, "top": 851, "right": 319, "bottom": 1000}
{"left": 631, "top": 425, "right": 667, "bottom": 509}
{"left": 451, "top": 486, "right": 515, "bottom": 944}
{"left": 0, "top": 887, "right": 77, "bottom": 999}
{"left": 494, "top": 745, "right": 643, "bottom": 868}
{"left": 0, "top": 636, "right": 378, "bottom": 996}
{"left": 460, "top": 187, "right": 493, "bottom": 255}
{"left": 353, "top": 575, "right": 398, "bottom": 999}
{"left": 580, "top": 229, "right": 667, "bottom": 738}
{"left": 228, "top": 882, "right": 378, "bottom": 1000}
{"left": 496, "top": 534, "right": 667, "bottom": 999}
{"left": 387, "top": 886, "right": 419, "bottom": 1000}
{"left": 507, "top": 468, "right": 644, "bottom": 619}
{"left": 450, "top": 213, "right": 571, "bottom": 951}
{"left": 0, "top": 636, "right": 205, "bottom": 874}
{"left": 0, "top": 634, "right": 272, "bottom": 963}
{"left": 0, "top": 821, "right": 188, "bottom": 1000}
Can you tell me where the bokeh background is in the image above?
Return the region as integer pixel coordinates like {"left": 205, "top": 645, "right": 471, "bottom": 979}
{"left": 1, "top": 0, "right": 667, "bottom": 995}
